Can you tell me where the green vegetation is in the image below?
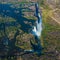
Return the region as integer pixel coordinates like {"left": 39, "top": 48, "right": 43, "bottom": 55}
{"left": 0, "top": 1, "right": 60, "bottom": 60}
{"left": 41, "top": 6, "right": 60, "bottom": 52}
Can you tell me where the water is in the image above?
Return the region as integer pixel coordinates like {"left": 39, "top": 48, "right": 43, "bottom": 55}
{"left": 24, "top": 3, "right": 43, "bottom": 56}
{"left": 0, "top": 4, "right": 35, "bottom": 32}
{"left": 0, "top": 3, "right": 43, "bottom": 56}
{"left": 32, "top": 3, "right": 42, "bottom": 37}
{"left": 0, "top": 3, "right": 34, "bottom": 56}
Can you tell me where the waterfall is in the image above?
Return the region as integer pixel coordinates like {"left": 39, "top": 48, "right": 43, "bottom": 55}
{"left": 32, "top": 3, "right": 42, "bottom": 37}
{"left": 24, "top": 3, "right": 43, "bottom": 56}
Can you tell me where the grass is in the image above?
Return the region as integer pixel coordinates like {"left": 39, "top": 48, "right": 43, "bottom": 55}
{"left": 41, "top": 5, "right": 60, "bottom": 52}
{"left": 0, "top": 16, "right": 16, "bottom": 22}
{"left": 0, "top": 2, "right": 60, "bottom": 60}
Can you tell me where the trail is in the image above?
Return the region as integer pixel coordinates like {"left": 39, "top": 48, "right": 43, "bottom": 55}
{"left": 42, "top": 6, "right": 60, "bottom": 25}
{"left": 49, "top": 8, "right": 60, "bottom": 25}
{"left": 51, "top": 16, "right": 60, "bottom": 24}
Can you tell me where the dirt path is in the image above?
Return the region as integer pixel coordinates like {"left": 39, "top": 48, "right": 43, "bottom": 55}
{"left": 51, "top": 17, "right": 60, "bottom": 24}
{"left": 49, "top": 8, "right": 60, "bottom": 25}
